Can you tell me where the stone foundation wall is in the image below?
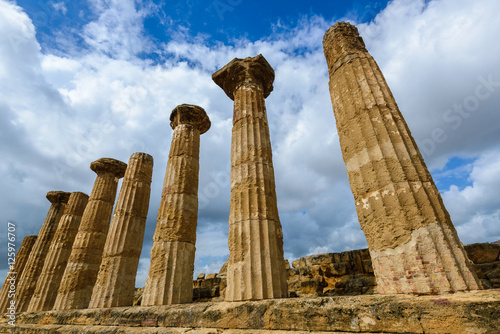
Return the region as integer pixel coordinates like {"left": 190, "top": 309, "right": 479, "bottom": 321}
{"left": 3, "top": 290, "right": 500, "bottom": 334}
{"left": 193, "top": 273, "right": 227, "bottom": 302}
{"left": 465, "top": 242, "right": 500, "bottom": 289}
{"left": 4, "top": 243, "right": 499, "bottom": 333}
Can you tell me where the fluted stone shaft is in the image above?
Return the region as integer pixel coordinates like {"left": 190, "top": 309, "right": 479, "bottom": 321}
{"left": 89, "top": 152, "right": 153, "bottom": 308}
{"left": 27, "top": 192, "right": 89, "bottom": 311}
{"left": 54, "top": 158, "right": 127, "bottom": 310}
{"left": 0, "top": 235, "right": 37, "bottom": 313}
{"left": 212, "top": 54, "right": 288, "bottom": 301}
{"left": 15, "top": 191, "right": 71, "bottom": 312}
{"left": 323, "top": 22, "right": 481, "bottom": 294}
{"left": 142, "top": 105, "right": 210, "bottom": 306}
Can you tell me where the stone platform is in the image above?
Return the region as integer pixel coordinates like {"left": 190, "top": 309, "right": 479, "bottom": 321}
{"left": 1, "top": 290, "right": 499, "bottom": 333}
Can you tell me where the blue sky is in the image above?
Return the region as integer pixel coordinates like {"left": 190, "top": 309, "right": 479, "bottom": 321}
{"left": 1, "top": 0, "right": 500, "bottom": 287}
{"left": 18, "top": 0, "right": 388, "bottom": 49}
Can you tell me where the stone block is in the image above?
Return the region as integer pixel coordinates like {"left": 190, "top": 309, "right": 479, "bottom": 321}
{"left": 464, "top": 243, "right": 500, "bottom": 264}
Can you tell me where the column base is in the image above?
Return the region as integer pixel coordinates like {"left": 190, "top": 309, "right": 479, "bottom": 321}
{"left": 226, "top": 219, "right": 288, "bottom": 301}
{"left": 142, "top": 241, "right": 195, "bottom": 305}
{"left": 371, "top": 222, "right": 482, "bottom": 294}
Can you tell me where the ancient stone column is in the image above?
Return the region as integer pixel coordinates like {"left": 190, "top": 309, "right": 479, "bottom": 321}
{"left": 212, "top": 54, "right": 288, "bottom": 301}
{"left": 142, "top": 105, "right": 210, "bottom": 305}
{"left": 15, "top": 191, "right": 71, "bottom": 312}
{"left": 27, "top": 192, "right": 89, "bottom": 311}
{"left": 0, "top": 235, "right": 37, "bottom": 313}
{"left": 89, "top": 152, "right": 153, "bottom": 308}
{"left": 53, "top": 158, "right": 127, "bottom": 310}
{"left": 323, "top": 22, "right": 481, "bottom": 294}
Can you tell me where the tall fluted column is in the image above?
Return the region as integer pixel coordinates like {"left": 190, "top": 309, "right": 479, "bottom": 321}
{"left": 15, "top": 191, "right": 71, "bottom": 312}
{"left": 323, "top": 22, "right": 481, "bottom": 294}
{"left": 54, "top": 158, "right": 127, "bottom": 310}
{"left": 28, "top": 192, "right": 89, "bottom": 311}
{"left": 89, "top": 152, "right": 153, "bottom": 308}
{"left": 0, "top": 235, "right": 37, "bottom": 313}
{"left": 212, "top": 54, "right": 288, "bottom": 301}
{"left": 142, "top": 105, "right": 210, "bottom": 305}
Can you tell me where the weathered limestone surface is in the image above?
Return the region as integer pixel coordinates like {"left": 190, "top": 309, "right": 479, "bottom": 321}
{"left": 464, "top": 243, "right": 500, "bottom": 264}
{"left": 193, "top": 273, "right": 227, "bottom": 302}
{"left": 0, "top": 235, "right": 37, "bottom": 313}
{"left": 89, "top": 152, "right": 154, "bottom": 308}
{"left": 212, "top": 54, "right": 288, "bottom": 301}
{"left": 54, "top": 158, "right": 127, "bottom": 310}
{"left": 0, "top": 327, "right": 371, "bottom": 334}
{"left": 288, "top": 249, "right": 376, "bottom": 297}
{"left": 323, "top": 22, "right": 481, "bottom": 294}
{"left": 289, "top": 245, "right": 500, "bottom": 297}
{"left": 28, "top": 192, "right": 89, "bottom": 312}
{"left": 289, "top": 246, "right": 500, "bottom": 298}
{"left": 142, "top": 105, "right": 210, "bottom": 306}
{"left": 15, "top": 191, "right": 71, "bottom": 312}
{"left": 3, "top": 290, "right": 499, "bottom": 334}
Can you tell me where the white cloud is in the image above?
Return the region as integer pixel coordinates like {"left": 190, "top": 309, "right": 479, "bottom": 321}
{"left": 358, "top": 0, "right": 500, "bottom": 169}
{"left": 82, "top": 0, "right": 155, "bottom": 58}
{"left": 51, "top": 2, "right": 68, "bottom": 15}
{"left": 1, "top": 0, "right": 500, "bottom": 288}
{"left": 442, "top": 151, "right": 500, "bottom": 243}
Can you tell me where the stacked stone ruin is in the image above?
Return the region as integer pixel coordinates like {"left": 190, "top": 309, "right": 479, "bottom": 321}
{"left": 212, "top": 55, "right": 289, "bottom": 301}
{"left": 89, "top": 152, "right": 154, "bottom": 308}
{"left": 142, "top": 104, "right": 211, "bottom": 305}
{"left": 323, "top": 22, "right": 481, "bottom": 294}
{"left": 1, "top": 22, "right": 482, "bottom": 316}
{"left": 28, "top": 192, "right": 89, "bottom": 311}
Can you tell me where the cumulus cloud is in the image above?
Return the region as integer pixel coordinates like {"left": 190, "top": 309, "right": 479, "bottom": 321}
{"left": 1, "top": 0, "right": 500, "bottom": 288}
{"left": 82, "top": 0, "right": 156, "bottom": 58}
{"left": 51, "top": 2, "right": 68, "bottom": 15}
{"left": 442, "top": 152, "right": 500, "bottom": 243}
{"left": 359, "top": 0, "right": 500, "bottom": 168}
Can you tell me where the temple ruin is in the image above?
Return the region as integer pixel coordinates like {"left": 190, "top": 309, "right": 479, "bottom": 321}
{"left": 15, "top": 191, "right": 71, "bottom": 312}
{"left": 0, "top": 235, "right": 37, "bottom": 313}
{"left": 142, "top": 104, "right": 210, "bottom": 305}
{"left": 212, "top": 55, "right": 288, "bottom": 301}
{"left": 322, "top": 22, "right": 481, "bottom": 294}
{"left": 53, "top": 158, "right": 127, "bottom": 310}
{"left": 1, "top": 21, "right": 498, "bottom": 334}
{"left": 28, "top": 192, "right": 89, "bottom": 311}
{"left": 89, "top": 152, "right": 154, "bottom": 308}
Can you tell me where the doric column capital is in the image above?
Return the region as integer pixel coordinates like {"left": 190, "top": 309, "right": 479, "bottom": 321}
{"left": 323, "top": 22, "right": 367, "bottom": 68}
{"left": 170, "top": 104, "right": 211, "bottom": 134}
{"left": 212, "top": 54, "right": 274, "bottom": 100}
{"left": 46, "top": 191, "right": 71, "bottom": 204}
{"left": 90, "top": 158, "right": 127, "bottom": 178}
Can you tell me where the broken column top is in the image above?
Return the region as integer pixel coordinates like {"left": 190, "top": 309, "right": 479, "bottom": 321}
{"left": 46, "top": 191, "right": 71, "bottom": 204}
{"left": 170, "top": 104, "right": 211, "bottom": 134}
{"left": 129, "top": 152, "right": 154, "bottom": 164}
{"left": 66, "top": 192, "right": 89, "bottom": 211}
{"left": 90, "top": 158, "right": 127, "bottom": 177}
{"left": 212, "top": 54, "right": 274, "bottom": 100}
{"left": 323, "top": 22, "right": 367, "bottom": 66}
{"left": 125, "top": 152, "right": 154, "bottom": 183}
